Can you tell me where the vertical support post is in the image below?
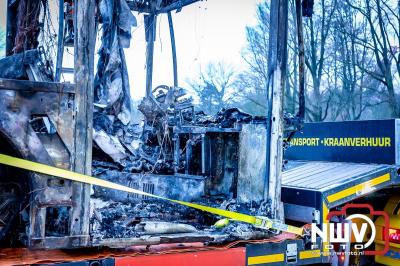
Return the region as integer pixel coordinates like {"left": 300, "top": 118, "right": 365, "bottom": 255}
{"left": 55, "top": 0, "right": 65, "bottom": 82}
{"left": 5, "top": 0, "right": 16, "bottom": 55}
{"left": 145, "top": 13, "right": 156, "bottom": 97}
{"left": 264, "top": 0, "right": 288, "bottom": 220}
{"left": 168, "top": 11, "right": 178, "bottom": 87}
{"left": 173, "top": 133, "right": 180, "bottom": 173}
{"left": 201, "top": 134, "right": 206, "bottom": 174}
{"left": 185, "top": 138, "right": 192, "bottom": 174}
{"left": 71, "top": 0, "right": 96, "bottom": 245}
{"left": 296, "top": 0, "right": 305, "bottom": 118}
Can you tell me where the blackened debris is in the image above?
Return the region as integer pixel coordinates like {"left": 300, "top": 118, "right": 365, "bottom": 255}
{"left": 0, "top": 49, "right": 52, "bottom": 80}
{"left": 94, "top": 0, "right": 137, "bottom": 126}
{"left": 93, "top": 112, "right": 115, "bottom": 135}
{"left": 92, "top": 81, "right": 273, "bottom": 175}
{"left": 92, "top": 169, "right": 206, "bottom": 202}
{"left": 45, "top": 206, "right": 71, "bottom": 237}
{"left": 90, "top": 197, "right": 272, "bottom": 241}
{"left": 195, "top": 108, "right": 265, "bottom": 128}
{"left": 91, "top": 199, "right": 203, "bottom": 239}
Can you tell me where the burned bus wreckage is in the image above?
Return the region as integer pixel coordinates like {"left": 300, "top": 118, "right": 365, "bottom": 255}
{"left": 0, "top": 0, "right": 298, "bottom": 249}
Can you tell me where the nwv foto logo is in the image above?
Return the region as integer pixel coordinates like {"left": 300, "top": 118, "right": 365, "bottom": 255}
{"left": 311, "top": 204, "right": 390, "bottom": 256}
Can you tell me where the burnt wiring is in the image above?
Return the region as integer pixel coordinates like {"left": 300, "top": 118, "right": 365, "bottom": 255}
{"left": 40, "top": 0, "right": 58, "bottom": 63}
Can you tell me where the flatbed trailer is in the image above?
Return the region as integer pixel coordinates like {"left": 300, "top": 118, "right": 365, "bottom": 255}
{"left": 0, "top": 236, "right": 318, "bottom": 266}
{"left": 283, "top": 161, "right": 397, "bottom": 224}
{"left": 2, "top": 120, "right": 399, "bottom": 266}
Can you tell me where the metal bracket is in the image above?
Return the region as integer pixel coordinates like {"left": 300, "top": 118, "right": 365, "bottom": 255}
{"left": 254, "top": 216, "right": 304, "bottom": 235}
{"left": 254, "top": 216, "right": 274, "bottom": 231}
{"left": 286, "top": 243, "right": 298, "bottom": 263}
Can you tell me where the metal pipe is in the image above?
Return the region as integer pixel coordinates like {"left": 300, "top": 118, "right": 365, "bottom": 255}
{"left": 201, "top": 134, "right": 206, "bottom": 174}
{"left": 55, "top": 0, "right": 65, "bottom": 81}
{"left": 71, "top": 0, "right": 96, "bottom": 238}
{"left": 145, "top": 14, "right": 156, "bottom": 97}
{"left": 173, "top": 134, "right": 180, "bottom": 173}
{"left": 167, "top": 11, "right": 178, "bottom": 87}
{"left": 185, "top": 139, "right": 192, "bottom": 175}
{"left": 5, "top": 0, "right": 16, "bottom": 56}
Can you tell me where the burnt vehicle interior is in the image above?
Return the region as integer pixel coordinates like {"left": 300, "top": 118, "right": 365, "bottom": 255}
{"left": 0, "top": 132, "right": 30, "bottom": 245}
{"left": 0, "top": 0, "right": 301, "bottom": 249}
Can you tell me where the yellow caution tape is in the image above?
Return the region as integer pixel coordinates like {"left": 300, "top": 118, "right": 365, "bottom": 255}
{"left": 0, "top": 153, "right": 304, "bottom": 236}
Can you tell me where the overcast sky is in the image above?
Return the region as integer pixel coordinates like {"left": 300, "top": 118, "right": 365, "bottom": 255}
{"left": 0, "top": 0, "right": 260, "bottom": 99}
{"left": 127, "top": 0, "right": 259, "bottom": 99}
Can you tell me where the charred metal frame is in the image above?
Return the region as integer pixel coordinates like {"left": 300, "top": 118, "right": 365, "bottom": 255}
{"left": 55, "top": 0, "right": 65, "bottom": 82}
{"left": 265, "top": 0, "right": 288, "bottom": 220}
{"left": 173, "top": 124, "right": 270, "bottom": 200}
{"left": 0, "top": 0, "right": 289, "bottom": 249}
{"left": 173, "top": 126, "right": 241, "bottom": 181}
{"left": 144, "top": 13, "right": 156, "bottom": 96}
{"left": 0, "top": 77, "right": 81, "bottom": 248}
{"left": 1, "top": 0, "right": 95, "bottom": 249}
{"left": 168, "top": 11, "right": 178, "bottom": 87}
{"left": 1, "top": 0, "right": 204, "bottom": 249}
{"left": 139, "top": 0, "right": 200, "bottom": 96}
{"left": 5, "top": 0, "right": 17, "bottom": 56}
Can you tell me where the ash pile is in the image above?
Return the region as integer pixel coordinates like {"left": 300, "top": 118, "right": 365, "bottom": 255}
{"left": 90, "top": 84, "right": 280, "bottom": 244}
{"left": 90, "top": 197, "right": 272, "bottom": 244}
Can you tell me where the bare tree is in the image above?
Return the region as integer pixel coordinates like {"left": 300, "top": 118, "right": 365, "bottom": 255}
{"left": 187, "top": 62, "right": 235, "bottom": 114}
{"left": 346, "top": 0, "right": 400, "bottom": 117}
{"left": 233, "top": 2, "right": 275, "bottom": 115}
{"left": 242, "top": 1, "right": 271, "bottom": 92}
{"left": 304, "top": 0, "right": 337, "bottom": 121}
{"left": 325, "top": 1, "right": 371, "bottom": 120}
{"left": 233, "top": 0, "right": 399, "bottom": 120}
{"left": 285, "top": 0, "right": 300, "bottom": 115}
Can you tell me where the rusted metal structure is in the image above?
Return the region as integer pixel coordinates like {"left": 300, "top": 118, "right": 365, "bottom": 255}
{"left": 0, "top": 0, "right": 95, "bottom": 248}
{"left": 0, "top": 0, "right": 289, "bottom": 250}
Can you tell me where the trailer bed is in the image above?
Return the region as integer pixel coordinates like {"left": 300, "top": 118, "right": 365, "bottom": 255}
{"left": 282, "top": 161, "right": 399, "bottom": 223}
